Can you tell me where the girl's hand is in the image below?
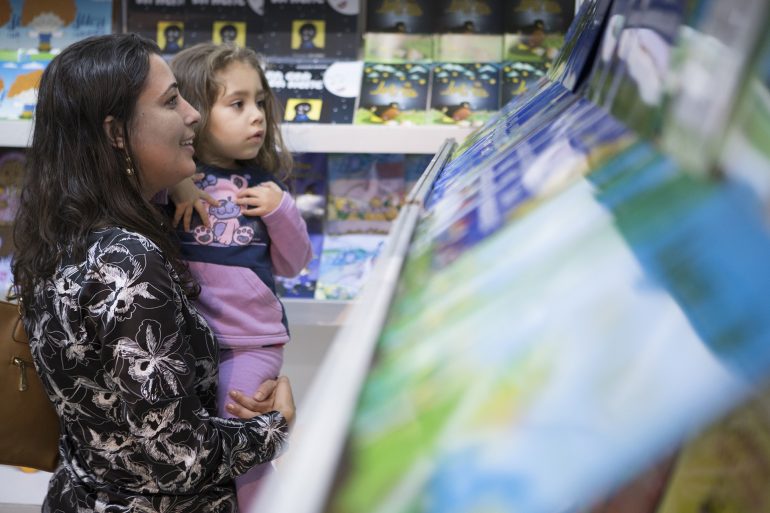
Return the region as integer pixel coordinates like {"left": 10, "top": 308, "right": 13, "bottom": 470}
{"left": 227, "top": 375, "right": 296, "bottom": 427}
{"left": 236, "top": 181, "right": 284, "bottom": 217}
{"left": 169, "top": 173, "right": 218, "bottom": 231}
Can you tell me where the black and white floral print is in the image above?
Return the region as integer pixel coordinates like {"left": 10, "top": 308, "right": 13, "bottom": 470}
{"left": 26, "top": 228, "right": 288, "bottom": 512}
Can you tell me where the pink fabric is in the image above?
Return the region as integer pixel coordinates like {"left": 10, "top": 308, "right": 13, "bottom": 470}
{"left": 218, "top": 345, "right": 284, "bottom": 511}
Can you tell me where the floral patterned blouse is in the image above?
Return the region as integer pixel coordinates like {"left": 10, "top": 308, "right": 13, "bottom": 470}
{"left": 26, "top": 227, "right": 288, "bottom": 512}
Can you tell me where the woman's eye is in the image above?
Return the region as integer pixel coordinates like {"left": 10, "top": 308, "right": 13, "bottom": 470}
{"left": 166, "top": 95, "right": 179, "bottom": 107}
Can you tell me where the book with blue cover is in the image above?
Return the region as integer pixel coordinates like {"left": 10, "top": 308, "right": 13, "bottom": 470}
{"left": 429, "top": 62, "right": 501, "bottom": 127}
{"left": 355, "top": 62, "right": 431, "bottom": 125}
{"left": 0, "top": 54, "right": 48, "bottom": 120}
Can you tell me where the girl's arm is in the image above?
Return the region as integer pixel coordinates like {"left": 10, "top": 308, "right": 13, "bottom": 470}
{"left": 86, "top": 234, "right": 290, "bottom": 493}
{"left": 237, "top": 181, "right": 313, "bottom": 277}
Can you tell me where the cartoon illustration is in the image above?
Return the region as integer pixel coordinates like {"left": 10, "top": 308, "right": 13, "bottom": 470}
{"left": 0, "top": 151, "right": 25, "bottom": 225}
{"left": 375, "top": 0, "right": 423, "bottom": 16}
{"left": 9, "top": 69, "right": 43, "bottom": 119}
{"left": 293, "top": 101, "right": 312, "bottom": 122}
{"left": 192, "top": 174, "right": 256, "bottom": 246}
{"left": 212, "top": 21, "right": 246, "bottom": 46}
{"left": 443, "top": 101, "right": 472, "bottom": 122}
{"left": 160, "top": 23, "right": 183, "bottom": 54}
{"left": 21, "top": 0, "right": 76, "bottom": 53}
{"left": 298, "top": 22, "right": 319, "bottom": 50}
{"left": 369, "top": 101, "right": 401, "bottom": 123}
{"left": 219, "top": 23, "right": 237, "bottom": 44}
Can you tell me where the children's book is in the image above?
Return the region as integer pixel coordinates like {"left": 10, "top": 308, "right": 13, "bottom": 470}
{"left": 184, "top": 0, "right": 263, "bottom": 50}
{"left": 326, "top": 153, "right": 405, "bottom": 235}
{"left": 433, "top": 34, "right": 503, "bottom": 63}
{"left": 261, "top": 0, "right": 359, "bottom": 59}
{"left": 276, "top": 232, "right": 324, "bottom": 298}
{"left": 0, "top": 0, "right": 112, "bottom": 55}
{"left": 0, "top": 54, "right": 48, "bottom": 120}
{"left": 314, "top": 233, "right": 387, "bottom": 300}
{"left": 435, "top": 0, "right": 503, "bottom": 34}
{"left": 500, "top": 59, "right": 550, "bottom": 106}
{"left": 363, "top": 33, "right": 433, "bottom": 63}
{"left": 265, "top": 58, "right": 362, "bottom": 124}
{"left": 287, "top": 152, "right": 328, "bottom": 235}
{"left": 503, "top": 0, "right": 574, "bottom": 36}
{"left": 127, "top": 0, "right": 187, "bottom": 57}
{"left": 428, "top": 62, "right": 500, "bottom": 127}
{"left": 0, "top": 148, "right": 24, "bottom": 225}
{"left": 355, "top": 62, "right": 431, "bottom": 125}
{"left": 365, "top": 0, "right": 435, "bottom": 33}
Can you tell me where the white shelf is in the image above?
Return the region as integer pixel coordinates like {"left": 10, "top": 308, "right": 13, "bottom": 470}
{"left": 282, "top": 124, "right": 476, "bottom": 154}
{"left": 0, "top": 119, "right": 475, "bottom": 154}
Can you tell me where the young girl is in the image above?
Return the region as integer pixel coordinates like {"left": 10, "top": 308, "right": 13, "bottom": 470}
{"left": 169, "top": 42, "right": 313, "bottom": 510}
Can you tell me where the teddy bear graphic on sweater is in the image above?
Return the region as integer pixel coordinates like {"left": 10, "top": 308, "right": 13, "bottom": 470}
{"left": 193, "top": 174, "right": 255, "bottom": 246}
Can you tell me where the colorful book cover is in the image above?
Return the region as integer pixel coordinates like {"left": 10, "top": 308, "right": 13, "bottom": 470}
{"left": 429, "top": 62, "right": 500, "bottom": 126}
{"left": 0, "top": 0, "right": 112, "bottom": 55}
{"left": 355, "top": 62, "right": 431, "bottom": 125}
{"left": 0, "top": 55, "right": 47, "bottom": 120}
{"left": 184, "top": 0, "right": 263, "bottom": 50}
{"left": 500, "top": 59, "right": 550, "bottom": 106}
{"left": 265, "top": 58, "right": 362, "bottom": 124}
{"left": 0, "top": 148, "right": 24, "bottom": 300}
{"left": 261, "top": 0, "right": 359, "bottom": 59}
{"left": 435, "top": 0, "right": 503, "bottom": 34}
{"left": 326, "top": 153, "right": 405, "bottom": 235}
{"left": 363, "top": 33, "right": 433, "bottom": 63}
{"left": 127, "top": 0, "right": 187, "bottom": 57}
{"left": 433, "top": 34, "right": 503, "bottom": 63}
{"left": 287, "top": 152, "right": 328, "bottom": 235}
{"left": 365, "top": 0, "right": 435, "bottom": 33}
{"left": 314, "top": 233, "right": 387, "bottom": 300}
{"left": 276, "top": 232, "right": 324, "bottom": 298}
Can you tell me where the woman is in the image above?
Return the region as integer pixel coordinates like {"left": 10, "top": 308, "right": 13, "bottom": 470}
{"left": 12, "top": 33, "right": 294, "bottom": 512}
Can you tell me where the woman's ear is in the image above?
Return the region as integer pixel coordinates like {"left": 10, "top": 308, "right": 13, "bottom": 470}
{"left": 103, "top": 115, "right": 125, "bottom": 149}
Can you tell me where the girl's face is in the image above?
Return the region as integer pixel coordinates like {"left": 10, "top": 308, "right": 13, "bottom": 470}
{"left": 198, "top": 60, "right": 267, "bottom": 169}
{"left": 130, "top": 54, "right": 200, "bottom": 198}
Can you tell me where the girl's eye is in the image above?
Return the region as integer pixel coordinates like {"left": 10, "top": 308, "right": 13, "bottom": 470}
{"left": 232, "top": 100, "right": 244, "bottom": 108}
{"left": 257, "top": 100, "right": 266, "bottom": 109}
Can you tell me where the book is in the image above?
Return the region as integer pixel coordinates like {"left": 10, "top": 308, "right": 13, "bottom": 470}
{"left": 261, "top": 0, "right": 359, "bottom": 59}
{"left": 434, "top": 34, "right": 503, "bottom": 63}
{"left": 500, "top": 59, "right": 550, "bottom": 106}
{"left": 127, "top": 0, "right": 187, "bottom": 57}
{"left": 314, "top": 233, "right": 387, "bottom": 300}
{"left": 365, "top": 0, "right": 436, "bottom": 33}
{"left": 276, "top": 232, "right": 324, "bottom": 298}
{"left": 0, "top": 0, "right": 112, "bottom": 55}
{"left": 0, "top": 55, "right": 48, "bottom": 120}
{"left": 429, "top": 62, "right": 500, "bottom": 127}
{"left": 287, "top": 152, "right": 328, "bottom": 235}
{"left": 363, "top": 33, "right": 433, "bottom": 63}
{"left": 265, "top": 58, "right": 363, "bottom": 124}
{"left": 435, "top": 0, "right": 504, "bottom": 34}
{"left": 326, "top": 153, "right": 406, "bottom": 235}
{"left": 184, "top": 0, "right": 263, "bottom": 49}
{"left": 355, "top": 62, "right": 432, "bottom": 125}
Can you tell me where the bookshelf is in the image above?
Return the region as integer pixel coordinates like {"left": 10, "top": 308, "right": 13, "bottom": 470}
{"left": 0, "top": 119, "right": 474, "bottom": 154}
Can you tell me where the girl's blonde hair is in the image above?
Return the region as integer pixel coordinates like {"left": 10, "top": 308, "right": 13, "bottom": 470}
{"left": 170, "top": 42, "right": 292, "bottom": 179}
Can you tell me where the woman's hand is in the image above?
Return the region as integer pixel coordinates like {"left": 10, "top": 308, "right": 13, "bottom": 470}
{"left": 169, "top": 174, "right": 218, "bottom": 231}
{"left": 235, "top": 181, "right": 284, "bottom": 217}
{"left": 227, "top": 375, "right": 296, "bottom": 427}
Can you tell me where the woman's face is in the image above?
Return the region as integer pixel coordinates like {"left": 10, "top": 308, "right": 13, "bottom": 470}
{"left": 130, "top": 54, "right": 200, "bottom": 198}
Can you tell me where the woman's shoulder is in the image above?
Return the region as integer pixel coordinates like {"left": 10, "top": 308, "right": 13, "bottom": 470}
{"left": 89, "top": 227, "right": 162, "bottom": 255}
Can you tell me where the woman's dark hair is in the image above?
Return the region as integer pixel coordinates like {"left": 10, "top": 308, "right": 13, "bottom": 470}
{"left": 12, "top": 33, "right": 199, "bottom": 309}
